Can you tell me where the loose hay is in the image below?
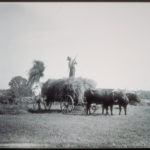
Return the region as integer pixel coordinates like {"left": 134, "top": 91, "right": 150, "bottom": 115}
{"left": 41, "top": 77, "right": 97, "bottom": 105}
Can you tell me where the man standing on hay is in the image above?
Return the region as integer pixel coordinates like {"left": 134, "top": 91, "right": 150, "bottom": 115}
{"left": 67, "top": 56, "right": 77, "bottom": 78}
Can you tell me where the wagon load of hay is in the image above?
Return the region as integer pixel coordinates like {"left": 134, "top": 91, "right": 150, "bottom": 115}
{"left": 41, "top": 77, "right": 97, "bottom": 111}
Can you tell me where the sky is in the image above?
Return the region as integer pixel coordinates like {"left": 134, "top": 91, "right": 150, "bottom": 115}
{"left": 0, "top": 2, "right": 150, "bottom": 91}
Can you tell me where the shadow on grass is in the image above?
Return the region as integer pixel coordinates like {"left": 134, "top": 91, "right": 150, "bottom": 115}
{"left": 28, "top": 108, "right": 117, "bottom": 116}
{"left": 28, "top": 109, "right": 62, "bottom": 114}
{"left": 28, "top": 108, "right": 89, "bottom": 116}
{"left": 63, "top": 111, "right": 106, "bottom": 116}
{"left": 65, "top": 113, "right": 117, "bottom": 117}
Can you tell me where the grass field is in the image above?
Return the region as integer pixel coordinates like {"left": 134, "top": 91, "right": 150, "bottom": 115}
{"left": 0, "top": 102, "right": 150, "bottom": 148}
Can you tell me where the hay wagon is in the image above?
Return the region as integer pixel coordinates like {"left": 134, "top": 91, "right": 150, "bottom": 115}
{"left": 32, "top": 93, "right": 97, "bottom": 114}
{"left": 41, "top": 77, "right": 96, "bottom": 113}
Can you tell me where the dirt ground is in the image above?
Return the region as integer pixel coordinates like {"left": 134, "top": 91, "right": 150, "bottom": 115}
{"left": 0, "top": 104, "right": 150, "bottom": 148}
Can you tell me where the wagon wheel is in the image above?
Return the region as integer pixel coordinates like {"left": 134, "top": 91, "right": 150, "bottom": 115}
{"left": 67, "top": 95, "right": 74, "bottom": 112}
{"left": 61, "top": 95, "right": 74, "bottom": 113}
{"left": 61, "top": 101, "right": 69, "bottom": 113}
{"left": 90, "top": 104, "right": 97, "bottom": 114}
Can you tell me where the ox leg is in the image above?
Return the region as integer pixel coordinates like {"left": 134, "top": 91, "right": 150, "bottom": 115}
{"left": 48, "top": 102, "right": 52, "bottom": 110}
{"left": 124, "top": 105, "right": 127, "bottom": 115}
{"left": 106, "top": 106, "right": 109, "bottom": 115}
{"left": 86, "top": 103, "right": 90, "bottom": 115}
{"left": 86, "top": 103, "right": 88, "bottom": 115}
{"left": 37, "top": 98, "right": 41, "bottom": 111}
{"left": 89, "top": 104, "right": 92, "bottom": 115}
{"left": 119, "top": 105, "right": 122, "bottom": 115}
{"left": 38, "top": 103, "right": 41, "bottom": 111}
{"left": 110, "top": 105, "right": 113, "bottom": 115}
{"left": 102, "top": 105, "right": 104, "bottom": 115}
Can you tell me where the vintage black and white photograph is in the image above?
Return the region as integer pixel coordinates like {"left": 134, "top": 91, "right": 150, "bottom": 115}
{"left": 0, "top": 2, "right": 150, "bottom": 148}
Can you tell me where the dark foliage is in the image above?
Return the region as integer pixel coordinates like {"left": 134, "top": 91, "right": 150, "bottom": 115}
{"left": 0, "top": 89, "right": 15, "bottom": 104}
{"left": 9, "top": 76, "right": 32, "bottom": 98}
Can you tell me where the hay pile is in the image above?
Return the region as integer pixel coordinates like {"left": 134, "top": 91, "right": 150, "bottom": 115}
{"left": 41, "top": 77, "right": 97, "bottom": 105}
{"left": 28, "top": 60, "right": 45, "bottom": 87}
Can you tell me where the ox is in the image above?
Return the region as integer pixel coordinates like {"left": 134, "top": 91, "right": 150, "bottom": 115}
{"left": 84, "top": 88, "right": 129, "bottom": 115}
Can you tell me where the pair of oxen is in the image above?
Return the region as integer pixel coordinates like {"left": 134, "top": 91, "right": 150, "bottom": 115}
{"left": 84, "top": 88, "right": 132, "bottom": 115}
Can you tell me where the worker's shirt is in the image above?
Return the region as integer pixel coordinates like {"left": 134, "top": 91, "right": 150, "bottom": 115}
{"left": 32, "top": 83, "right": 41, "bottom": 96}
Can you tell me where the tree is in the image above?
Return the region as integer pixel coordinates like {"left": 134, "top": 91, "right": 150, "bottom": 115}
{"left": 0, "top": 89, "right": 15, "bottom": 104}
{"left": 9, "top": 76, "right": 32, "bottom": 98}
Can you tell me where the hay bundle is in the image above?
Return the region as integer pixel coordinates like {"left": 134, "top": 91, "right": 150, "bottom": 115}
{"left": 41, "top": 77, "right": 97, "bottom": 105}
{"left": 28, "top": 60, "right": 45, "bottom": 87}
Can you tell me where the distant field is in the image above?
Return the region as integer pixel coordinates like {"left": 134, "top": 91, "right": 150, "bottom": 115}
{"left": 0, "top": 101, "right": 150, "bottom": 148}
